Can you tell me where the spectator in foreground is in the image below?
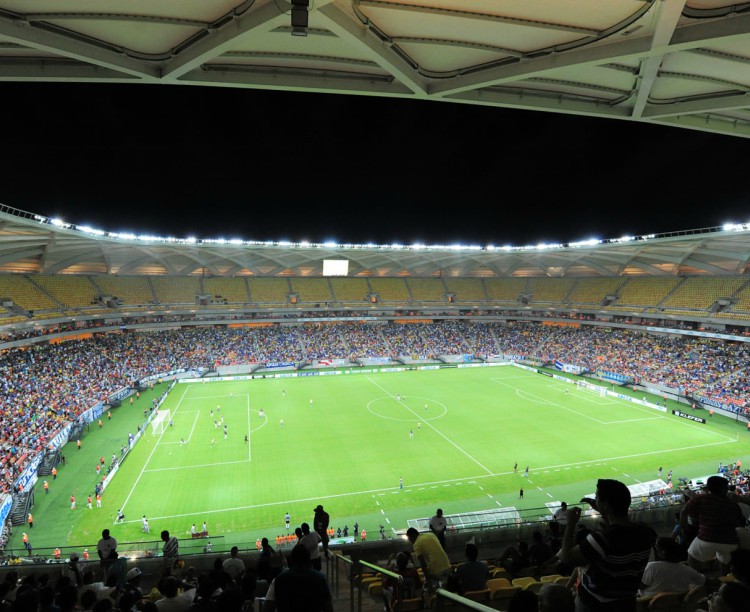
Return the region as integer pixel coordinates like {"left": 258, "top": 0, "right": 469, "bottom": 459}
{"left": 559, "top": 478, "right": 657, "bottom": 612}
{"left": 695, "top": 580, "right": 750, "bottom": 612}
{"left": 382, "top": 551, "right": 422, "bottom": 611}
{"left": 452, "top": 542, "right": 489, "bottom": 593}
{"left": 161, "top": 530, "right": 180, "bottom": 572}
{"left": 638, "top": 536, "right": 705, "bottom": 597}
{"left": 299, "top": 523, "right": 323, "bottom": 571}
{"left": 406, "top": 527, "right": 451, "bottom": 592}
{"left": 222, "top": 546, "right": 245, "bottom": 581}
{"left": 313, "top": 505, "right": 330, "bottom": 558}
{"left": 681, "top": 475, "right": 745, "bottom": 574}
{"left": 263, "top": 544, "right": 332, "bottom": 612}
{"left": 154, "top": 575, "right": 196, "bottom": 612}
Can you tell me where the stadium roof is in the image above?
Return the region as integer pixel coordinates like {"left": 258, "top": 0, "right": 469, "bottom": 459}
{"left": 1, "top": 205, "right": 749, "bottom": 277}
{"left": 1, "top": 1, "right": 750, "bottom": 139}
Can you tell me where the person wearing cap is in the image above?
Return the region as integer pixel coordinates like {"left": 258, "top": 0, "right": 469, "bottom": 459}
{"left": 313, "top": 505, "right": 330, "bottom": 557}
{"left": 123, "top": 567, "right": 144, "bottom": 603}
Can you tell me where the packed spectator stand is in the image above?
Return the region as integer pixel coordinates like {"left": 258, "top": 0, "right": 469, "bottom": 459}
{"left": 1, "top": 320, "right": 749, "bottom": 500}
{"left": 0, "top": 271, "right": 750, "bottom": 609}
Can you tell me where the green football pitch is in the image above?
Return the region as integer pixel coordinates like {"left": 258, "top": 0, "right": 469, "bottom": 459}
{"left": 16, "top": 365, "right": 745, "bottom": 556}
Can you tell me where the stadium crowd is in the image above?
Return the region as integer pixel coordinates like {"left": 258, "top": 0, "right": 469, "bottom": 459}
{"left": 1, "top": 475, "right": 750, "bottom": 612}
{"left": 1, "top": 321, "right": 749, "bottom": 497}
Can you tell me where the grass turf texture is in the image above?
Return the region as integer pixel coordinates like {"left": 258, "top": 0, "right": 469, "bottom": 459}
{"left": 14, "top": 366, "right": 745, "bottom": 556}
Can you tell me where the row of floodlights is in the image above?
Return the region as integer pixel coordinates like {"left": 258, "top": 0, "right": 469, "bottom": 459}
{"left": 34, "top": 215, "right": 750, "bottom": 252}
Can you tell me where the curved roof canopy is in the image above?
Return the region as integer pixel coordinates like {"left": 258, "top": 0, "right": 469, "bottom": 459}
{"left": 1, "top": 1, "right": 750, "bottom": 138}
{"left": 1, "top": 206, "right": 749, "bottom": 277}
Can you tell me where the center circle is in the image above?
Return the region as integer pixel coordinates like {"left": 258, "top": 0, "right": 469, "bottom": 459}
{"left": 366, "top": 395, "right": 448, "bottom": 422}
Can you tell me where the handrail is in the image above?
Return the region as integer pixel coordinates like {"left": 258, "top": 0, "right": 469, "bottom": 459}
{"left": 434, "top": 587, "right": 496, "bottom": 611}
{"left": 331, "top": 552, "right": 356, "bottom": 612}
{"left": 359, "top": 559, "right": 401, "bottom": 581}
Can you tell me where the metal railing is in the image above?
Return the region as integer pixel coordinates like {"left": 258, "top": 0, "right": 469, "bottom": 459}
{"left": 330, "top": 552, "right": 499, "bottom": 612}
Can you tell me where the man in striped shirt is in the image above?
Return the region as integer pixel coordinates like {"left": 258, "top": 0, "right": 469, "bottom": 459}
{"left": 559, "top": 479, "right": 656, "bottom": 612}
{"left": 161, "top": 530, "right": 180, "bottom": 570}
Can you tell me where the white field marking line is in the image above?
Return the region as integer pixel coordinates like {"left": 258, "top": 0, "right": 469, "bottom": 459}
{"left": 572, "top": 393, "right": 612, "bottom": 406}
{"left": 121, "top": 473, "right": 501, "bottom": 524}
{"left": 515, "top": 388, "right": 558, "bottom": 407}
{"left": 161, "top": 411, "right": 200, "bottom": 445}
{"left": 496, "top": 378, "right": 661, "bottom": 425}
{"left": 181, "top": 392, "right": 247, "bottom": 401}
{"left": 162, "top": 410, "right": 201, "bottom": 446}
{"left": 364, "top": 376, "right": 493, "bottom": 475}
{"left": 187, "top": 411, "right": 199, "bottom": 442}
{"left": 146, "top": 459, "right": 250, "bottom": 473}
{"left": 247, "top": 394, "right": 252, "bottom": 462}
{"left": 495, "top": 378, "right": 609, "bottom": 423}
{"left": 121, "top": 428, "right": 740, "bottom": 524}
{"left": 120, "top": 384, "right": 190, "bottom": 514}
{"left": 604, "top": 416, "right": 665, "bottom": 424}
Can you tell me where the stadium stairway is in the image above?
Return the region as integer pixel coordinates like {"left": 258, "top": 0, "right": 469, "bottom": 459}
{"left": 37, "top": 451, "right": 59, "bottom": 476}
{"left": 67, "top": 422, "right": 86, "bottom": 441}
{"left": 8, "top": 492, "right": 31, "bottom": 527}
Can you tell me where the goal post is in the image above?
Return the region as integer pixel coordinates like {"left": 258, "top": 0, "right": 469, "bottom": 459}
{"left": 151, "top": 409, "right": 170, "bottom": 435}
{"left": 576, "top": 380, "right": 608, "bottom": 398}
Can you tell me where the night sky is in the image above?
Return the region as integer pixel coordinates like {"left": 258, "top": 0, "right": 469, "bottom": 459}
{"left": 2, "top": 82, "right": 749, "bottom": 246}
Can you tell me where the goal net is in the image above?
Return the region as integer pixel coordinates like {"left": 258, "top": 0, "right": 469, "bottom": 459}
{"left": 576, "top": 380, "right": 607, "bottom": 398}
{"left": 151, "top": 409, "right": 170, "bottom": 435}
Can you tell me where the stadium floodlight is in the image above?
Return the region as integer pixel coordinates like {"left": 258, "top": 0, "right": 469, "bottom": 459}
{"left": 78, "top": 225, "right": 105, "bottom": 236}
{"left": 291, "top": 0, "right": 309, "bottom": 36}
{"left": 569, "top": 238, "right": 600, "bottom": 248}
